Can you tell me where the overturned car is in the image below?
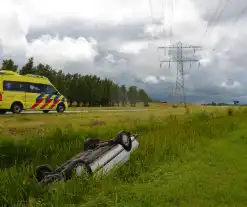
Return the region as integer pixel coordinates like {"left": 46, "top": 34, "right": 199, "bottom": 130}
{"left": 35, "top": 131, "right": 139, "bottom": 185}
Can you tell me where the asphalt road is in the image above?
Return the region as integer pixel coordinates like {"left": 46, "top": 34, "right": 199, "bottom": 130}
{"left": 5, "top": 109, "right": 149, "bottom": 114}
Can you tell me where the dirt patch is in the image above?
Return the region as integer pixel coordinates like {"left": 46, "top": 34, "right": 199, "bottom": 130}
{"left": 90, "top": 120, "right": 105, "bottom": 126}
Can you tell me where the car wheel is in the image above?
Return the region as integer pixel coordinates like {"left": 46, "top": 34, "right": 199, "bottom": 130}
{"left": 115, "top": 131, "right": 132, "bottom": 151}
{"left": 65, "top": 160, "right": 92, "bottom": 180}
{"left": 35, "top": 164, "right": 52, "bottom": 182}
{"left": 84, "top": 138, "right": 100, "bottom": 150}
{"left": 56, "top": 103, "right": 65, "bottom": 113}
{"left": 11, "top": 102, "right": 23, "bottom": 114}
{"left": 43, "top": 110, "right": 49, "bottom": 113}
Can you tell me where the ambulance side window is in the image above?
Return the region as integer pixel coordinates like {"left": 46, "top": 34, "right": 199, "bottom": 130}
{"left": 27, "top": 83, "right": 45, "bottom": 93}
{"left": 3, "top": 81, "right": 27, "bottom": 92}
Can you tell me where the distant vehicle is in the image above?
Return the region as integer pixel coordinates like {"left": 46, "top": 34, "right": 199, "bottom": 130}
{"left": 0, "top": 70, "right": 68, "bottom": 114}
{"left": 35, "top": 130, "right": 139, "bottom": 185}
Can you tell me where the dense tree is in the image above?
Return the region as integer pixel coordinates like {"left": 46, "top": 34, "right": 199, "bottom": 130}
{"left": 19, "top": 57, "right": 35, "bottom": 75}
{"left": 138, "top": 89, "right": 150, "bottom": 106}
{"left": 1, "top": 59, "right": 18, "bottom": 72}
{"left": 127, "top": 86, "right": 138, "bottom": 107}
{"left": 0, "top": 57, "right": 152, "bottom": 107}
{"left": 119, "top": 85, "right": 128, "bottom": 106}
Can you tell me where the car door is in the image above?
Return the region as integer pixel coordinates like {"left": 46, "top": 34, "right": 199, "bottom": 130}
{"left": 42, "top": 84, "right": 60, "bottom": 110}
{"left": 25, "top": 82, "right": 45, "bottom": 110}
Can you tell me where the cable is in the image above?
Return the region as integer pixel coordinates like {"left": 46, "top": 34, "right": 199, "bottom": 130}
{"left": 198, "top": 0, "right": 231, "bottom": 64}
{"left": 213, "top": 2, "right": 247, "bottom": 51}
{"left": 233, "top": 3, "right": 247, "bottom": 23}
{"left": 198, "top": 0, "right": 223, "bottom": 45}
{"left": 210, "top": 0, "right": 231, "bottom": 31}
{"left": 204, "top": 0, "right": 231, "bottom": 46}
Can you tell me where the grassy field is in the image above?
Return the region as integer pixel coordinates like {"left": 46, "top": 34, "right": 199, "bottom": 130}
{"left": 1, "top": 105, "right": 247, "bottom": 206}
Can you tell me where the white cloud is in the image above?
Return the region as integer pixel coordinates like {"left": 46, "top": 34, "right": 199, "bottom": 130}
{"left": 105, "top": 53, "right": 116, "bottom": 63}
{"left": 221, "top": 80, "right": 241, "bottom": 89}
{"left": 145, "top": 75, "right": 159, "bottom": 84}
{"left": 119, "top": 41, "right": 149, "bottom": 54}
{"left": 27, "top": 35, "right": 98, "bottom": 67}
{"left": 0, "top": 0, "right": 99, "bottom": 68}
{"left": 0, "top": 1, "right": 29, "bottom": 54}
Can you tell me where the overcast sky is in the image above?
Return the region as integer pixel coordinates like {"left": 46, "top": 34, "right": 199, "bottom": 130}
{"left": 1, "top": 0, "right": 247, "bottom": 103}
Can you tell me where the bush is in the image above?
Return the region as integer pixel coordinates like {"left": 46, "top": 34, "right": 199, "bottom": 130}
{"left": 228, "top": 108, "right": 233, "bottom": 116}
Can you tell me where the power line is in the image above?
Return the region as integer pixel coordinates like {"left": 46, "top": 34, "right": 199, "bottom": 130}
{"left": 199, "top": 0, "right": 232, "bottom": 46}
{"left": 197, "top": 0, "right": 231, "bottom": 66}
{"left": 233, "top": 3, "right": 247, "bottom": 23}
{"left": 210, "top": 0, "right": 231, "bottom": 30}
{"left": 198, "top": 0, "right": 223, "bottom": 44}
{"left": 213, "top": 2, "right": 247, "bottom": 51}
{"left": 207, "top": 0, "right": 232, "bottom": 44}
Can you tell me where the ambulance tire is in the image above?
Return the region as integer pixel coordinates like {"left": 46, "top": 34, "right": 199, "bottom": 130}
{"left": 56, "top": 103, "right": 65, "bottom": 113}
{"left": 11, "top": 102, "right": 23, "bottom": 114}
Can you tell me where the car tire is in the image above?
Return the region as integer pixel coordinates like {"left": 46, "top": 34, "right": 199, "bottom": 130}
{"left": 43, "top": 110, "right": 49, "bottom": 113}
{"left": 56, "top": 103, "right": 65, "bottom": 113}
{"left": 115, "top": 131, "right": 132, "bottom": 151}
{"left": 65, "top": 160, "right": 92, "bottom": 180}
{"left": 84, "top": 138, "right": 100, "bottom": 150}
{"left": 11, "top": 102, "right": 23, "bottom": 114}
{"left": 35, "top": 164, "right": 52, "bottom": 182}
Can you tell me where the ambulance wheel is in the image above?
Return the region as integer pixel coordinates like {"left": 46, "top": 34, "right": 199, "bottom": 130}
{"left": 115, "top": 131, "right": 132, "bottom": 152}
{"left": 56, "top": 103, "right": 65, "bottom": 113}
{"left": 35, "top": 164, "right": 52, "bottom": 182}
{"left": 65, "top": 160, "right": 92, "bottom": 180}
{"left": 43, "top": 110, "right": 49, "bottom": 113}
{"left": 11, "top": 102, "right": 23, "bottom": 114}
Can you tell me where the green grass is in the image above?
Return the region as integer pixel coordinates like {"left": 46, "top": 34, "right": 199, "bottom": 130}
{"left": 1, "top": 107, "right": 247, "bottom": 206}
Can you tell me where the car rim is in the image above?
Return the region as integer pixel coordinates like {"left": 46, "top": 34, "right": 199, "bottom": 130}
{"left": 58, "top": 105, "right": 64, "bottom": 112}
{"left": 122, "top": 134, "right": 129, "bottom": 146}
{"left": 15, "top": 105, "right": 20, "bottom": 113}
{"left": 75, "top": 165, "right": 88, "bottom": 176}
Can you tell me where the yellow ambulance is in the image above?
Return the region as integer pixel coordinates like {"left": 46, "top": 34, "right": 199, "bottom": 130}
{"left": 0, "top": 70, "right": 68, "bottom": 114}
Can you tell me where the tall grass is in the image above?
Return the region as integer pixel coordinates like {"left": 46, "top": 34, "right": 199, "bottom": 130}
{"left": 0, "top": 108, "right": 247, "bottom": 206}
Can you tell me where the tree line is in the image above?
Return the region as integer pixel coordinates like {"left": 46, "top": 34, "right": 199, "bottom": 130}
{"left": 0, "top": 58, "right": 152, "bottom": 107}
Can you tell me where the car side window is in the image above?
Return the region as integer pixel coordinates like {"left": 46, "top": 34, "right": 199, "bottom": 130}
{"left": 3, "top": 81, "right": 27, "bottom": 92}
{"left": 44, "top": 85, "right": 58, "bottom": 95}
{"left": 28, "top": 83, "right": 45, "bottom": 93}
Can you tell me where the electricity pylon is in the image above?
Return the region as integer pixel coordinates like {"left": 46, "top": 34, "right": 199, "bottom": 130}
{"left": 158, "top": 41, "right": 201, "bottom": 107}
